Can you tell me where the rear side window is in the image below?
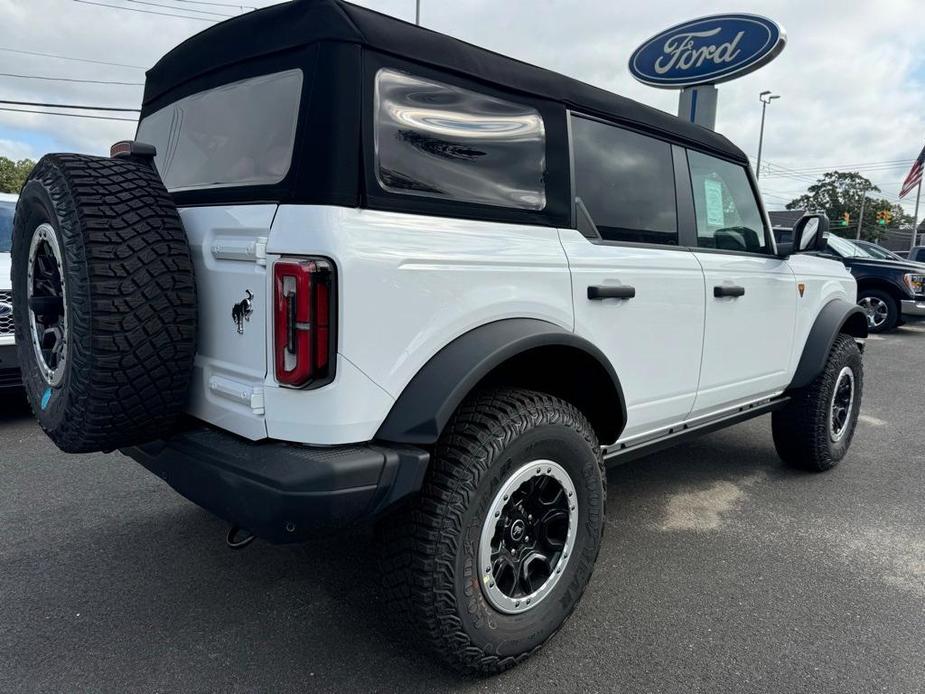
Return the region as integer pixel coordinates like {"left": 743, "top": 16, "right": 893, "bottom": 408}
{"left": 374, "top": 68, "right": 547, "bottom": 210}
{"left": 687, "top": 150, "right": 767, "bottom": 253}
{"left": 570, "top": 115, "right": 678, "bottom": 244}
{"left": 136, "top": 69, "right": 303, "bottom": 192}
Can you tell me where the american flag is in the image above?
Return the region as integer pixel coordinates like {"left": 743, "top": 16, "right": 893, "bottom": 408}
{"left": 899, "top": 144, "right": 925, "bottom": 199}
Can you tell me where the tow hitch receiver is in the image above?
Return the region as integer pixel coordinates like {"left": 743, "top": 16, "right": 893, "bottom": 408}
{"left": 226, "top": 526, "right": 255, "bottom": 550}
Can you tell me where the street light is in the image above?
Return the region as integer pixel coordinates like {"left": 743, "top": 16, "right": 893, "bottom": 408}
{"left": 415, "top": 0, "right": 420, "bottom": 25}
{"left": 756, "top": 91, "right": 780, "bottom": 179}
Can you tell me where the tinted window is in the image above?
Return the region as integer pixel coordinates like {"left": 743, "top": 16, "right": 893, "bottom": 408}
{"left": 0, "top": 202, "right": 14, "bottom": 252}
{"left": 374, "top": 68, "right": 546, "bottom": 210}
{"left": 858, "top": 243, "right": 901, "bottom": 260}
{"left": 688, "top": 151, "right": 767, "bottom": 253}
{"left": 570, "top": 116, "right": 677, "bottom": 244}
{"left": 826, "top": 234, "right": 876, "bottom": 259}
{"left": 136, "top": 69, "right": 303, "bottom": 192}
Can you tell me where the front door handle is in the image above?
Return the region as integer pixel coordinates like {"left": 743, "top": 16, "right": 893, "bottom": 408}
{"left": 588, "top": 285, "right": 636, "bottom": 300}
{"left": 714, "top": 284, "right": 746, "bottom": 298}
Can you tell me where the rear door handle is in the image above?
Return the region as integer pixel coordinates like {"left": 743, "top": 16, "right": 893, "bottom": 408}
{"left": 714, "top": 284, "right": 746, "bottom": 298}
{"left": 588, "top": 285, "right": 636, "bottom": 300}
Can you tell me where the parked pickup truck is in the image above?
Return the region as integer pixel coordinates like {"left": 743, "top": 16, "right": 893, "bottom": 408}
{"left": 11, "top": 0, "right": 867, "bottom": 674}
{"left": 0, "top": 192, "right": 20, "bottom": 390}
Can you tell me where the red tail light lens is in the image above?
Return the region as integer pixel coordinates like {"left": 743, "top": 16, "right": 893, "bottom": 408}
{"left": 273, "top": 258, "right": 335, "bottom": 388}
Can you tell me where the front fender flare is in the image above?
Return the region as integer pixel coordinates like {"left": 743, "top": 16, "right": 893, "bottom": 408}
{"left": 789, "top": 299, "right": 867, "bottom": 390}
{"left": 375, "top": 318, "right": 626, "bottom": 445}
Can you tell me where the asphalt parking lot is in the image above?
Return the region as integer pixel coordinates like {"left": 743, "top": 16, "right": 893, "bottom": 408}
{"left": 1, "top": 325, "right": 923, "bottom": 694}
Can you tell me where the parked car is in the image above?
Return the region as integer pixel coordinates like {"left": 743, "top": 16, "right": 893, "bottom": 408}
{"left": 774, "top": 229, "right": 925, "bottom": 332}
{"left": 828, "top": 236, "right": 925, "bottom": 331}
{"left": 908, "top": 246, "right": 925, "bottom": 263}
{"left": 0, "top": 192, "right": 20, "bottom": 390}
{"left": 11, "top": 0, "right": 868, "bottom": 674}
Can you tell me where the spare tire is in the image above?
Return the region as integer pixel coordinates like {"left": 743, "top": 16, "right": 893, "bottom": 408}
{"left": 11, "top": 153, "right": 197, "bottom": 453}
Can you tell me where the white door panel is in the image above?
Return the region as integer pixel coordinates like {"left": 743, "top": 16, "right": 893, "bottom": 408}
{"left": 180, "top": 205, "right": 275, "bottom": 440}
{"left": 559, "top": 229, "right": 705, "bottom": 440}
{"left": 691, "top": 252, "right": 796, "bottom": 414}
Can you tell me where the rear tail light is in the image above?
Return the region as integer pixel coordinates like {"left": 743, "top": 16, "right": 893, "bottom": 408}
{"left": 273, "top": 258, "right": 335, "bottom": 388}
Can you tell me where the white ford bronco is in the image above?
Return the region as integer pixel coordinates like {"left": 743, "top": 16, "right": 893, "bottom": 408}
{"left": 10, "top": 0, "right": 867, "bottom": 674}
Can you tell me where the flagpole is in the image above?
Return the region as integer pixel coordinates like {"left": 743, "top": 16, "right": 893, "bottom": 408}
{"left": 911, "top": 180, "right": 922, "bottom": 252}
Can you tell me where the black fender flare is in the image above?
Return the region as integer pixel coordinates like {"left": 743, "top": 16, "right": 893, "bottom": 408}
{"left": 788, "top": 299, "right": 868, "bottom": 390}
{"left": 375, "top": 318, "right": 627, "bottom": 445}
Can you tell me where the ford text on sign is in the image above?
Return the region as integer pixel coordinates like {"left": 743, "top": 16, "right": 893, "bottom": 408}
{"left": 629, "top": 14, "right": 786, "bottom": 89}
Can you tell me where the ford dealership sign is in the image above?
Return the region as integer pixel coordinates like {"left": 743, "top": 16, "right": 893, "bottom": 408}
{"left": 629, "top": 14, "right": 786, "bottom": 88}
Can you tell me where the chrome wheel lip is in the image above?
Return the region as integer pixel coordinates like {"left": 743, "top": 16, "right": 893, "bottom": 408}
{"left": 858, "top": 296, "right": 888, "bottom": 329}
{"left": 478, "top": 459, "right": 578, "bottom": 615}
{"left": 26, "top": 223, "right": 68, "bottom": 387}
{"left": 828, "top": 366, "right": 855, "bottom": 443}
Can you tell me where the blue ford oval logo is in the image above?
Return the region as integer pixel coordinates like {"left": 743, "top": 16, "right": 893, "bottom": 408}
{"left": 629, "top": 14, "right": 786, "bottom": 88}
{"left": 0, "top": 302, "right": 11, "bottom": 318}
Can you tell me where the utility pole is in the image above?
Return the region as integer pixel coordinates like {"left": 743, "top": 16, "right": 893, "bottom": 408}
{"left": 856, "top": 194, "right": 866, "bottom": 240}
{"left": 756, "top": 91, "right": 780, "bottom": 179}
{"left": 911, "top": 180, "right": 922, "bottom": 251}
{"left": 415, "top": 0, "right": 420, "bottom": 25}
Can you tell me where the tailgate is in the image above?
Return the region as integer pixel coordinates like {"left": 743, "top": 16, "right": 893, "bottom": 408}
{"left": 180, "top": 205, "right": 275, "bottom": 440}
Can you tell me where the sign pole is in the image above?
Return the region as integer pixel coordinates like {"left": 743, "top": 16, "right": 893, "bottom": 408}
{"left": 756, "top": 99, "right": 767, "bottom": 179}
{"left": 678, "top": 85, "right": 717, "bottom": 130}
{"left": 910, "top": 180, "right": 922, "bottom": 251}
{"left": 855, "top": 194, "right": 866, "bottom": 240}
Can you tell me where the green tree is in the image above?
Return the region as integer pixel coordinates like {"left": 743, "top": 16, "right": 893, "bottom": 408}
{"left": 785, "top": 171, "right": 912, "bottom": 240}
{"left": 0, "top": 156, "right": 36, "bottom": 194}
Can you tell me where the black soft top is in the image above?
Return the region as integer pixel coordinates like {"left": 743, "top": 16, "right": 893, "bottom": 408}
{"left": 144, "top": 0, "right": 747, "bottom": 163}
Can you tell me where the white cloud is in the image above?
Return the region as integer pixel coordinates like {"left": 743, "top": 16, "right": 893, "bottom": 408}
{"left": 0, "top": 138, "right": 42, "bottom": 161}
{"left": 0, "top": 0, "right": 922, "bottom": 213}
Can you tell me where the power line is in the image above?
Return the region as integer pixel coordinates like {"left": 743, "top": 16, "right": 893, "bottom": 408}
{"left": 0, "top": 72, "right": 143, "bottom": 86}
{"left": 73, "top": 0, "right": 217, "bottom": 21}
{"left": 121, "top": 0, "right": 235, "bottom": 18}
{"left": 755, "top": 160, "right": 912, "bottom": 205}
{"left": 763, "top": 159, "right": 914, "bottom": 175}
{"left": 0, "top": 47, "right": 145, "bottom": 70}
{"left": 0, "top": 99, "right": 140, "bottom": 112}
{"left": 172, "top": 0, "right": 256, "bottom": 8}
{"left": 0, "top": 107, "right": 136, "bottom": 122}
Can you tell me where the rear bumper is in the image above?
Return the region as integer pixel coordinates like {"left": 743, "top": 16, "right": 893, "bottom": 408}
{"left": 901, "top": 299, "right": 925, "bottom": 317}
{"left": 122, "top": 427, "right": 429, "bottom": 543}
{"left": 0, "top": 342, "right": 21, "bottom": 389}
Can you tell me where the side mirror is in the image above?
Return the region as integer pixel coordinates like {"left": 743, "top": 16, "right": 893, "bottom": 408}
{"left": 791, "top": 214, "right": 830, "bottom": 254}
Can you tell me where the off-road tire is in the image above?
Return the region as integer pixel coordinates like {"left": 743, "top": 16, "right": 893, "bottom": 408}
{"left": 772, "top": 334, "right": 863, "bottom": 471}
{"left": 858, "top": 288, "right": 898, "bottom": 333}
{"left": 379, "top": 388, "right": 606, "bottom": 674}
{"left": 11, "top": 153, "right": 197, "bottom": 453}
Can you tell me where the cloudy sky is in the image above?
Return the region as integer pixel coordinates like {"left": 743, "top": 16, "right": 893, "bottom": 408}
{"left": 0, "top": 0, "right": 923, "bottom": 215}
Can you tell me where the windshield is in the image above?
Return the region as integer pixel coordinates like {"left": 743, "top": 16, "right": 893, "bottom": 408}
{"left": 858, "top": 242, "right": 901, "bottom": 260}
{"left": 136, "top": 69, "right": 303, "bottom": 192}
{"left": 827, "top": 234, "right": 877, "bottom": 259}
{"left": 0, "top": 201, "right": 14, "bottom": 252}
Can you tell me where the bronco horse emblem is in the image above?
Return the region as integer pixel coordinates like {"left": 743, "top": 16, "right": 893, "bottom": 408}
{"left": 232, "top": 290, "right": 254, "bottom": 334}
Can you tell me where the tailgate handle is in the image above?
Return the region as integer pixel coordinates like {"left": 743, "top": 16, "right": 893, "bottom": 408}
{"left": 588, "top": 285, "right": 635, "bottom": 300}
{"left": 714, "top": 285, "right": 746, "bottom": 298}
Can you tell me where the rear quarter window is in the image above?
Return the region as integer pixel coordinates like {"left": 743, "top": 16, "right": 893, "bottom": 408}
{"left": 374, "top": 68, "right": 547, "bottom": 211}
{"left": 136, "top": 69, "right": 303, "bottom": 192}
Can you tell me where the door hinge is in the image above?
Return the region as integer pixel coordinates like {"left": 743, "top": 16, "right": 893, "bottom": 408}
{"left": 211, "top": 235, "right": 268, "bottom": 265}
{"left": 208, "top": 375, "right": 265, "bottom": 415}
{"left": 254, "top": 236, "right": 267, "bottom": 266}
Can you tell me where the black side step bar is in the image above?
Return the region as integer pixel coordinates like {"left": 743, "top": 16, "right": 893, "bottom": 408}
{"left": 604, "top": 396, "right": 790, "bottom": 465}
